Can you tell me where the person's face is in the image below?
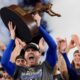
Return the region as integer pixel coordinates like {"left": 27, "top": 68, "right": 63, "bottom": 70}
{"left": 15, "top": 58, "right": 26, "bottom": 66}
{"left": 58, "top": 40, "right": 67, "bottom": 52}
{"left": 24, "top": 48, "right": 40, "bottom": 66}
{"left": 60, "top": 40, "right": 66, "bottom": 47}
{"left": 73, "top": 52, "right": 80, "bottom": 66}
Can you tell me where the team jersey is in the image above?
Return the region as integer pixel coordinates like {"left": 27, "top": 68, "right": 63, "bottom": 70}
{"left": 13, "top": 61, "right": 53, "bottom": 80}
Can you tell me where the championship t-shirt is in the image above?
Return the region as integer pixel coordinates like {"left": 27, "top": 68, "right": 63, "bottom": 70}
{"left": 13, "top": 61, "right": 53, "bottom": 80}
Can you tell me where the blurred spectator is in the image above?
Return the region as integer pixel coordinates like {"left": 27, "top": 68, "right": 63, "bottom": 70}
{"left": 15, "top": 50, "right": 26, "bottom": 66}
{"left": 59, "top": 35, "right": 80, "bottom": 80}
{"left": 55, "top": 38, "right": 69, "bottom": 80}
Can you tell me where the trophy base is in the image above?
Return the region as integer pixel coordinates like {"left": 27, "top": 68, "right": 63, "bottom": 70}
{"left": 0, "top": 5, "right": 38, "bottom": 43}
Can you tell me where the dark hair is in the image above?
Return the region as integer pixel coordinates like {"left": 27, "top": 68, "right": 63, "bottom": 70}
{"left": 72, "top": 50, "right": 80, "bottom": 68}
{"left": 23, "top": 0, "right": 41, "bottom": 6}
{"left": 74, "top": 50, "right": 79, "bottom": 54}
{"left": 72, "top": 60, "right": 75, "bottom": 68}
{"left": 15, "top": 49, "right": 25, "bottom": 61}
{"left": 24, "top": 43, "right": 40, "bottom": 51}
{"left": 0, "top": 67, "right": 4, "bottom": 71}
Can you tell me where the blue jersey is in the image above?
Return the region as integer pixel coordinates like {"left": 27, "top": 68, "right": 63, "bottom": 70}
{"left": 62, "top": 53, "right": 79, "bottom": 80}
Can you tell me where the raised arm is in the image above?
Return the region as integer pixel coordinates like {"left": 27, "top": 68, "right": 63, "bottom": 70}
{"left": 33, "top": 13, "right": 57, "bottom": 69}
{"left": 1, "top": 21, "right": 16, "bottom": 76}
{"left": 38, "top": 37, "right": 45, "bottom": 54}
{"left": 62, "top": 53, "right": 77, "bottom": 80}
{"left": 10, "top": 38, "right": 26, "bottom": 63}
{"left": 58, "top": 38, "right": 77, "bottom": 80}
{"left": 39, "top": 26, "right": 57, "bottom": 68}
{"left": 71, "top": 34, "right": 80, "bottom": 52}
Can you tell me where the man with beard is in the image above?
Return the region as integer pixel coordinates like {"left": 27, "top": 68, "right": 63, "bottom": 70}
{"left": 1, "top": 13, "right": 57, "bottom": 80}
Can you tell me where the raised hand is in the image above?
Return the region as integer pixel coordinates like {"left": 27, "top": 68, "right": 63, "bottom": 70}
{"left": 10, "top": 38, "right": 26, "bottom": 63}
{"left": 32, "top": 13, "right": 41, "bottom": 27}
{"left": 57, "top": 38, "right": 67, "bottom": 53}
{"left": 71, "top": 34, "right": 80, "bottom": 53}
{"left": 15, "top": 38, "right": 26, "bottom": 49}
{"left": 71, "top": 34, "right": 79, "bottom": 45}
{"left": 67, "top": 38, "right": 76, "bottom": 52}
{"left": 39, "top": 37, "right": 45, "bottom": 54}
{"left": 8, "top": 21, "right": 16, "bottom": 39}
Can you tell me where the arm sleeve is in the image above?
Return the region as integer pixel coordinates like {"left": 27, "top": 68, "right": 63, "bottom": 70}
{"left": 62, "top": 53, "right": 77, "bottom": 80}
{"left": 39, "top": 26, "right": 57, "bottom": 69}
{"left": 1, "top": 39, "right": 16, "bottom": 76}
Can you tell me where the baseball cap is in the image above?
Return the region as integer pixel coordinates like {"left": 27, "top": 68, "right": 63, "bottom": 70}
{"left": 24, "top": 42, "right": 40, "bottom": 51}
{"left": 15, "top": 55, "right": 25, "bottom": 61}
